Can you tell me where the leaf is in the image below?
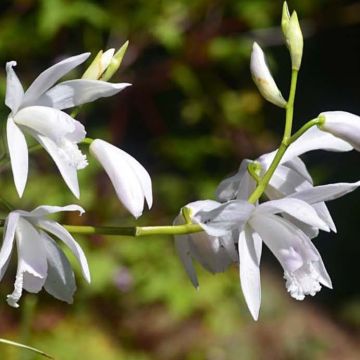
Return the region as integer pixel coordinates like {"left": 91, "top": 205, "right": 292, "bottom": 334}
{"left": 0, "top": 338, "right": 53, "bottom": 359}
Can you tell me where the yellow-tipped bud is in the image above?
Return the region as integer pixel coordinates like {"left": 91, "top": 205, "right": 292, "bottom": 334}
{"left": 82, "top": 49, "right": 115, "bottom": 80}
{"left": 101, "top": 41, "right": 129, "bottom": 81}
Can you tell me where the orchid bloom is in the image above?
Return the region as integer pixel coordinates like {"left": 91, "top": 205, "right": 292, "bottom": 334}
{"left": 89, "top": 139, "right": 152, "bottom": 218}
{"left": 216, "top": 126, "right": 353, "bottom": 237}
{"left": 5, "top": 53, "right": 131, "bottom": 198}
{"left": 193, "top": 181, "right": 360, "bottom": 320}
{"left": 174, "top": 200, "right": 238, "bottom": 288}
{"left": 0, "top": 205, "right": 90, "bottom": 307}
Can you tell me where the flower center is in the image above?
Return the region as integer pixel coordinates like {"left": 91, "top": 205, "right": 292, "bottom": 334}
{"left": 284, "top": 261, "right": 322, "bottom": 300}
{"left": 58, "top": 139, "right": 88, "bottom": 170}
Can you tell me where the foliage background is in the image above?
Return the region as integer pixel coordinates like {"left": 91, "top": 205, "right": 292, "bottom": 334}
{"left": 0, "top": 0, "right": 359, "bottom": 359}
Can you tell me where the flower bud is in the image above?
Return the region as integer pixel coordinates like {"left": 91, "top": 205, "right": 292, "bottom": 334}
{"left": 101, "top": 41, "right": 129, "bottom": 81}
{"left": 318, "top": 111, "right": 360, "bottom": 151}
{"left": 82, "top": 49, "right": 115, "bottom": 80}
{"left": 250, "top": 42, "right": 287, "bottom": 108}
{"left": 281, "top": 2, "right": 303, "bottom": 70}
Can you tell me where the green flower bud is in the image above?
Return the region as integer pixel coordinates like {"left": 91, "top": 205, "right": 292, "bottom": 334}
{"left": 281, "top": 2, "right": 303, "bottom": 70}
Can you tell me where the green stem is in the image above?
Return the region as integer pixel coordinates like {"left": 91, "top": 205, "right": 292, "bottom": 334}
{"left": 289, "top": 117, "right": 323, "bottom": 144}
{"left": 63, "top": 223, "right": 203, "bottom": 237}
{"left": 284, "top": 69, "right": 298, "bottom": 142}
{"left": 247, "top": 69, "right": 299, "bottom": 204}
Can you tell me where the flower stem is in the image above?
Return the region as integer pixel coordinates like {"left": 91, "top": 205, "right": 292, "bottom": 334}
{"left": 62, "top": 223, "right": 203, "bottom": 237}
{"left": 247, "top": 69, "right": 299, "bottom": 204}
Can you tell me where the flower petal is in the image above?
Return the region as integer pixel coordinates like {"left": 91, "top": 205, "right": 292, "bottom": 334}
{"left": 290, "top": 181, "right": 360, "bottom": 204}
{"left": 13, "top": 106, "right": 79, "bottom": 142}
{"left": 33, "top": 134, "right": 81, "bottom": 198}
{"left": 319, "top": 111, "right": 360, "bottom": 151}
{"left": 192, "top": 200, "right": 254, "bottom": 237}
{"left": 282, "top": 126, "right": 353, "bottom": 162}
{"left": 5, "top": 61, "right": 24, "bottom": 113}
{"left": 36, "top": 219, "right": 90, "bottom": 283}
{"left": 22, "top": 53, "right": 90, "bottom": 107}
{"left": 29, "top": 204, "right": 84, "bottom": 218}
{"left": 42, "top": 232, "right": 76, "bottom": 304}
{"left": 174, "top": 234, "right": 199, "bottom": 288}
{"left": 36, "top": 80, "right": 131, "bottom": 110}
{"left": 90, "top": 139, "right": 150, "bottom": 218}
{"left": 6, "top": 117, "right": 28, "bottom": 197}
{"left": 216, "top": 160, "right": 251, "bottom": 201}
{"left": 7, "top": 218, "right": 48, "bottom": 307}
{"left": 283, "top": 157, "right": 313, "bottom": 184}
{"left": 256, "top": 198, "right": 330, "bottom": 232}
{"left": 238, "top": 225, "right": 262, "bottom": 320}
{"left": 0, "top": 212, "right": 19, "bottom": 279}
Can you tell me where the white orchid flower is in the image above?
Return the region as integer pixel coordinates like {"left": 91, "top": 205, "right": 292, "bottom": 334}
{"left": 195, "top": 181, "right": 360, "bottom": 320}
{"left": 0, "top": 205, "right": 90, "bottom": 308}
{"left": 89, "top": 139, "right": 152, "bottom": 218}
{"left": 174, "top": 200, "right": 239, "bottom": 288}
{"left": 216, "top": 126, "right": 353, "bottom": 236}
{"left": 318, "top": 111, "right": 360, "bottom": 151}
{"left": 5, "top": 53, "right": 131, "bottom": 198}
{"left": 250, "top": 42, "right": 287, "bottom": 108}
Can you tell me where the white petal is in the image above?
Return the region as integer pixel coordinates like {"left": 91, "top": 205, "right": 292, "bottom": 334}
{"left": 7, "top": 218, "right": 47, "bottom": 307}
{"left": 238, "top": 226, "right": 262, "bottom": 320}
{"left": 90, "top": 139, "right": 149, "bottom": 218}
{"left": 320, "top": 111, "right": 360, "bottom": 151}
{"left": 312, "top": 202, "right": 336, "bottom": 233}
{"left": 187, "top": 232, "right": 233, "bottom": 274}
{"left": 283, "top": 126, "right": 353, "bottom": 162}
{"left": 256, "top": 198, "right": 330, "bottom": 232}
{"left": 29, "top": 204, "right": 85, "bottom": 218}
{"left": 13, "top": 106, "right": 79, "bottom": 142}
{"left": 22, "top": 53, "right": 90, "bottom": 107}
{"left": 283, "top": 157, "right": 313, "bottom": 184}
{"left": 33, "top": 134, "right": 81, "bottom": 198}
{"left": 290, "top": 181, "right": 360, "bottom": 204}
{"left": 117, "top": 147, "right": 153, "bottom": 209}
{"left": 0, "top": 212, "right": 19, "bottom": 277}
{"left": 215, "top": 160, "right": 252, "bottom": 201}
{"left": 36, "top": 80, "right": 131, "bottom": 110}
{"left": 6, "top": 117, "right": 28, "bottom": 197}
{"left": 5, "top": 61, "right": 24, "bottom": 113}
{"left": 36, "top": 219, "right": 90, "bottom": 283}
{"left": 219, "top": 231, "right": 239, "bottom": 262}
{"left": 266, "top": 165, "right": 311, "bottom": 199}
{"left": 250, "top": 42, "right": 286, "bottom": 108}
{"left": 250, "top": 213, "right": 331, "bottom": 298}
{"left": 192, "top": 200, "right": 254, "bottom": 237}
{"left": 174, "top": 234, "right": 199, "bottom": 288}
{"left": 42, "top": 232, "right": 76, "bottom": 304}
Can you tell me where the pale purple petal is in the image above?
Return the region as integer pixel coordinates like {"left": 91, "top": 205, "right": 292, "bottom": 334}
{"left": 42, "top": 232, "right": 76, "bottom": 304}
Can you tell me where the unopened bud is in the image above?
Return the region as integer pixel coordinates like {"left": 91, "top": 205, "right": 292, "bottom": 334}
{"left": 250, "top": 42, "right": 287, "bottom": 108}
{"left": 82, "top": 49, "right": 115, "bottom": 80}
{"left": 281, "top": 2, "right": 303, "bottom": 70}
{"left": 101, "top": 41, "right": 129, "bottom": 81}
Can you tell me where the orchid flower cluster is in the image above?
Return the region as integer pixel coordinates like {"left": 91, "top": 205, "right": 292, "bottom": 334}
{"left": 0, "top": 3, "right": 359, "bottom": 323}
{"left": 0, "top": 44, "right": 152, "bottom": 307}
{"left": 174, "top": 3, "right": 360, "bottom": 320}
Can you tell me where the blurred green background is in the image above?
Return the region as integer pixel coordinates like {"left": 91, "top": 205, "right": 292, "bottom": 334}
{"left": 0, "top": 0, "right": 360, "bottom": 359}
